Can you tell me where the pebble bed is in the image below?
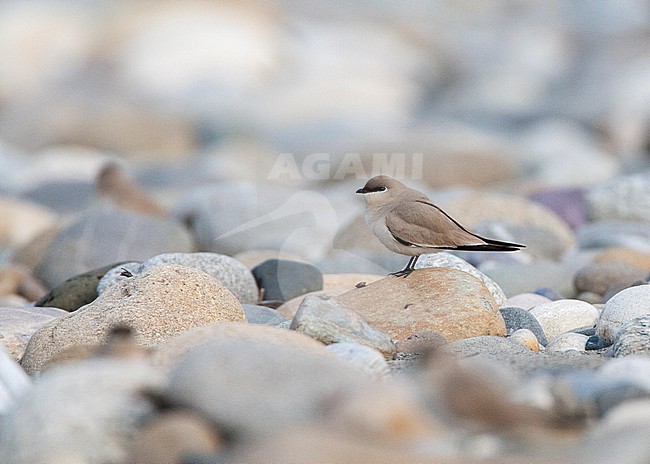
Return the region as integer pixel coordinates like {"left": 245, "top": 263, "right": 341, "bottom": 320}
{"left": 1, "top": 2, "right": 650, "bottom": 463}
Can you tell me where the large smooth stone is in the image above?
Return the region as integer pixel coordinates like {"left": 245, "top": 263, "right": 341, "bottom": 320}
{"left": 499, "top": 306, "right": 548, "bottom": 346}
{"left": 252, "top": 259, "right": 323, "bottom": 302}
{"left": 594, "top": 247, "right": 650, "bottom": 272}
{"left": 597, "top": 285, "right": 650, "bottom": 344}
{"left": 290, "top": 294, "right": 396, "bottom": 359}
{"left": 576, "top": 220, "right": 650, "bottom": 251}
{"left": 415, "top": 252, "right": 507, "bottom": 306}
{"left": 35, "top": 262, "right": 128, "bottom": 311}
{"left": 24, "top": 209, "right": 194, "bottom": 288}
{"left": 151, "top": 322, "right": 328, "bottom": 372}
{"left": 140, "top": 252, "right": 259, "bottom": 304}
{"left": 0, "top": 358, "right": 163, "bottom": 464}
{"left": 164, "top": 338, "right": 366, "bottom": 438}
{"left": 0, "top": 306, "right": 68, "bottom": 360}
{"left": 20, "top": 264, "right": 245, "bottom": 373}
{"left": 0, "top": 196, "right": 57, "bottom": 248}
{"left": 573, "top": 262, "right": 647, "bottom": 297}
{"left": 529, "top": 299, "right": 599, "bottom": 341}
{"left": 335, "top": 268, "right": 505, "bottom": 341}
{"left": 586, "top": 172, "right": 650, "bottom": 222}
{"left": 612, "top": 315, "right": 650, "bottom": 357}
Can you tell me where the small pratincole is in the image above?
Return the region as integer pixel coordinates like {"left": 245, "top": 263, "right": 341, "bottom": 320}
{"left": 356, "top": 175, "right": 525, "bottom": 276}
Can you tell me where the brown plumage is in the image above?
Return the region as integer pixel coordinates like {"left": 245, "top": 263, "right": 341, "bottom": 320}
{"left": 356, "top": 175, "right": 525, "bottom": 276}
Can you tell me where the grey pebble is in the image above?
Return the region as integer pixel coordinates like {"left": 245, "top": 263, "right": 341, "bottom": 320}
{"left": 252, "top": 258, "right": 323, "bottom": 302}
{"left": 499, "top": 306, "right": 548, "bottom": 346}
{"left": 290, "top": 294, "right": 396, "bottom": 360}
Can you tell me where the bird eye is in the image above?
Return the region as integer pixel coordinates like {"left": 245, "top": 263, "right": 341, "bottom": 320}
{"left": 378, "top": 186, "right": 387, "bottom": 192}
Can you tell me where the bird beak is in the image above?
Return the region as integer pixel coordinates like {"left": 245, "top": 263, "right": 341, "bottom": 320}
{"left": 356, "top": 188, "right": 366, "bottom": 194}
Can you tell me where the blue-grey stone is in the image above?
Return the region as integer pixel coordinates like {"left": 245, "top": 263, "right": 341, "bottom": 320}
{"left": 242, "top": 304, "right": 287, "bottom": 326}
{"left": 252, "top": 259, "right": 323, "bottom": 302}
{"left": 499, "top": 306, "right": 548, "bottom": 346}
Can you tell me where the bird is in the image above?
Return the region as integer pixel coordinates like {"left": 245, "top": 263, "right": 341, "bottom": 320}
{"left": 356, "top": 175, "right": 525, "bottom": 277}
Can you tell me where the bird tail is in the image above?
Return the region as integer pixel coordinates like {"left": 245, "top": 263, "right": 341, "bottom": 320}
{"left": 454, "top": 237, "right": 525, "bottom": 252}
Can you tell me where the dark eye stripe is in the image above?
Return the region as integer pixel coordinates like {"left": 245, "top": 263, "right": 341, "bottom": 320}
{"left": 369, "top": 186, "right": 387, "bottom": 192}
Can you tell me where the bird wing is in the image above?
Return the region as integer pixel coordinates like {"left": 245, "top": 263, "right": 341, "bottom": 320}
{"left": 385, "top": 199, "right": 525, "bottom": 252}
{"left": 385, "top": 200, "right": 486, "bottom": 249}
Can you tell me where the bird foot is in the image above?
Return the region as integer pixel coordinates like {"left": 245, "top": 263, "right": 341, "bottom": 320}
{"left": 390, "top": 268, "right": 413, "bottom": 278}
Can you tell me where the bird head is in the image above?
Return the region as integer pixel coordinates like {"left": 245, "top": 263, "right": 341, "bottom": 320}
{"left": 356, "top": 175, "right": 409, "bottom": 206}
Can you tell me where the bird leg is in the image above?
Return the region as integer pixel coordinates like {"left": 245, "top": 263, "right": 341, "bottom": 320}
{"left": 390, "top": 255, "right": 420, "bottom": 277}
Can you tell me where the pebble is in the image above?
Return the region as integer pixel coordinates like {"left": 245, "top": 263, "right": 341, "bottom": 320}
{"left": 325, "top": 342, "right": 391, "bottom": 378}
{"left": 545, "top": 332, "right": 588, "bottom": 354}
{"left": 505, "top": 292, "right": 552, "bottom": 310}
{"left": 0, "top": 346, "right": 31, "bottom": 415}
{"left": 415, "top": 252, "right": 507, "bottom": 306}
{"left": 0, "top": 306, "right": 67, "bottom": 360}
{"left": 508, "top": 328, "right": 540, "bottom": 352}
{"left": 594, "top": 246, "right": 650, "bottom": 272}
{"left": 499, "top": 306, "right": 548, "bottom": 346}
{"left": 242, "top": 304, "right": 287, "bottom": 326}
{"left": 549, "top": 369, "right": 650, "bottom": 421}
{"left": 576, "top": 220, "right": 650, "bottom": 251}
{"left": 586, "top": 335, "right": 608, "bottom": 350}
{"left": 0, "top": 264, "right": 47, "bottom": 301}
{"left": 140, "top": 252, "right": 259, "bottom": 304}
{"left": 600, "top": 357, "right": 650, "bottom": 391}
{"left": 2, "top": 2, "right": 650, "bottom": 463}
{"left": 573, "top": 262, "right": 647, "bottom": 297}
{"left": 163, "top": 337, "right": 365, "bottom": 438}
{"left": 35, "top": 262, "right": 128, "bottom": 311}
{"left": 291, "top": 293, "right": 396, "bottom": 359}
{"left": 479, "top": 260, "right": 575, "bottom": 299}
{"left": 0, "top": 357, "right": 163, "bottom": 464}
{"left": 586, "top": 172, "right": 650, "bottom": 222}
{"left": 232, "top": 249, "right": 308, "bottom": 270}
{"left": 528, "top": 299, "right": 599, "bottom": 341}
{"left": 322, "top": 273, "right": 384, "bottom": 292}
{"left": 336, "top": 268, "right": 506, "bottom": 341}
{"left": 252, "top": 258, "right": 323, "bottom": 302}
{"left": 20, "top": 264, "right": 246, "bottom": 373}
{"left": 612, "top": 314, "right": 650, "bottom": 357}
{"left": 150, "top": 323, "right": 330, "bottom": 372}
{"left": 438, "top": 192, "right": 576, "bottom": 250}
{"left": 19, "top": 209, "right": 194, "bottom": 288}
{"left": 0, "top": 195, "right": 57, "bottom": 248}
{"left": 394, "top": 330, "right": 447, "bottom": 357}
{"left": 443, "top": 336, "right": 606, "bottom": 376}
{"left": 596, "top": 284, "right": 650, "bottom": 344}
{"left": 532, "top": 287, "right": 565, "bottom": 301}
{"left": 471, "top": 221, "right": 569, "bottom": 262}
{"left": 528, "top": 187, "right": 586, "bottom": 230}
{"left": 583, "top": 401, "right": 650, "bottom": 464}
{"left": 128, "top": 411, "right": 222, "bottom": 464}
{"left": 96, "top": 261, "right": 142, "bottom": 294}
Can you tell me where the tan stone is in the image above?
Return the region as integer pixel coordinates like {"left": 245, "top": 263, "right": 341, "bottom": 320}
{"left": 0, "top": 196, "right": 57, "bottom": 248}
{"left": 20, "top": 264, "right": 245, "bottom": 373}
{"left": 322, "top": 274, "right": 384, "bottom": 293}
{"left": 151, "top": 322, "right": 329, "bottom": 371}
{"left": 128, "top": 411, "right": 222, "bottom": 464}
{"left": 276, "top": 274, "right": 385, "bottom": 320}
{"left": 336, "top": 268, "right": 505, "bottom": 341}
{"left": 594, "top": 247, "right": 650, "bottom": 273}
{"left": 0, "top": 306, "right": 67, "bottom": 360}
